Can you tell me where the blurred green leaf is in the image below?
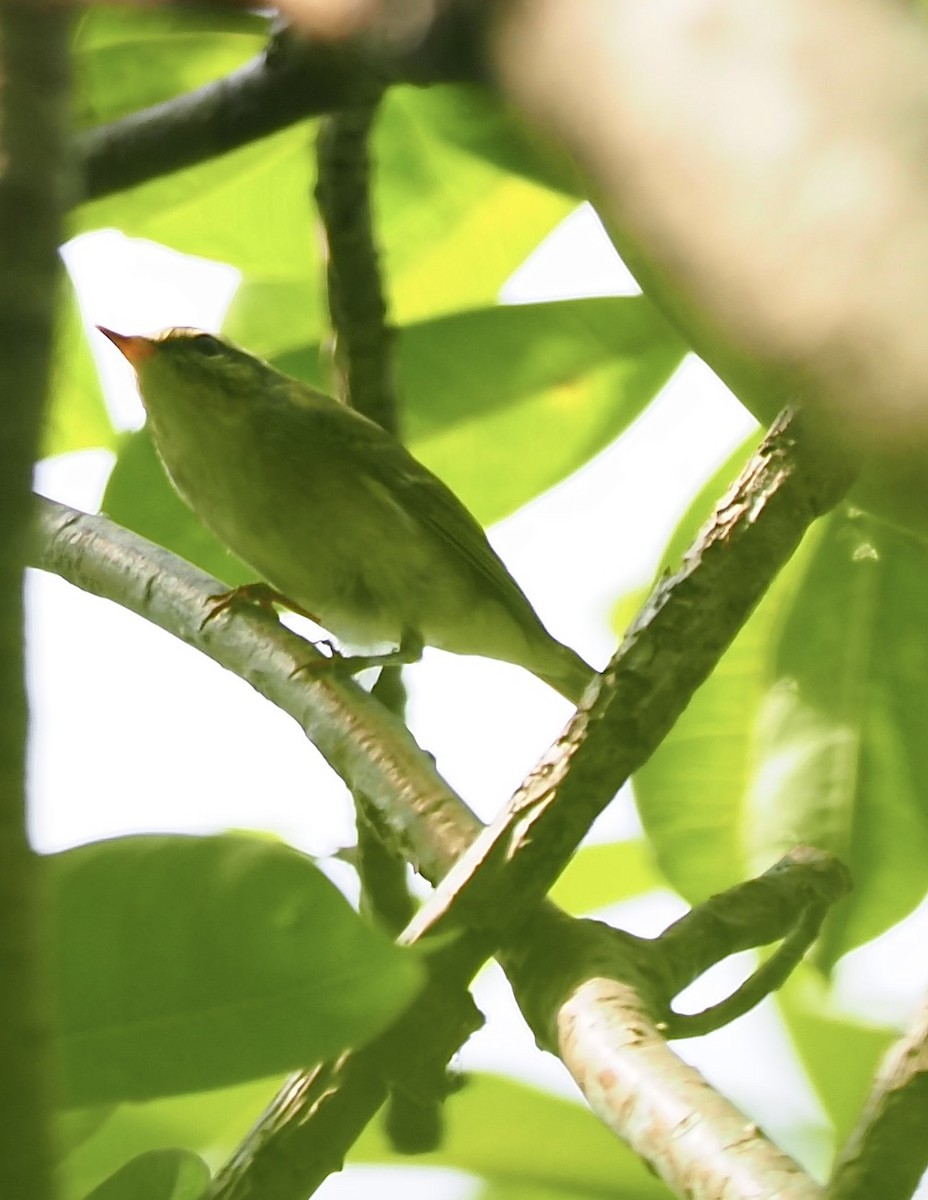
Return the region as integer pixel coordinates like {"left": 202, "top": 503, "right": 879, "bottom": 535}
{"left": 746, "top": 509, "right": 928, "bottom": 965}
{"left": 103, "top": 427, "right": 253, "bottom": 588}
{"left": 83, "top": 1148, "right": 209, "bottom": 1200}
{"left": 59, "top": 1078, "right": 282, "bottom": 1200}
{"left": 352, "top": 1073, "right": 672, "bottom": 1198}
{"left": 649, "top": 431, "right": 763, "bottom": 575}
{"left": 45, "top": 278, "right": 115, "bottom": 458}
{"left": 406, "top": 85, "right": 584, "bottom": 198}
{"left": 375, "top": 87, "right": 576, "bottom": 326}
{"left": 777, "top": 966, "right": 893, "bottom": 1144}
{"left": 223, "top": 86, "right": 577, "bottom": 358}
{"left": 75, "top": 123, "right": 319, "bottom": 287}
{"left": 48, "top": 834, "right": 423, "bottom": 1106}
{"left": 550, "top": 838, "right": 663, "bottom": 915}
{"left": 73, "top": 6, "right": 266, "bottom": 129}
{"left": 277, "top": 297, "right": 684, "bottom": 525}
{"left": 635, "top": 450, "right": 928, "bottom": 960}
{"left": 478, "top": 1185, "right": 632, "bottom": 1200}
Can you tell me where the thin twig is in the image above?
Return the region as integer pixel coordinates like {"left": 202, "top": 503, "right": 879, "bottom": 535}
{"left": 315, "top": 100, "right": 427, "bottom": 1153}
{"left": 657, "top": 846, "right": 852, "bottom": 1038}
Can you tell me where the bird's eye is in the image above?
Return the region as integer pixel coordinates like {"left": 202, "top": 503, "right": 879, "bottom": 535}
{"left": 192, "top": 334, "right": 223, "bottom": 356}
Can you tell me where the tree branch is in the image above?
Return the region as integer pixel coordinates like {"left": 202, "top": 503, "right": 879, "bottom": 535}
{"left": 76, "top": 14, "right": 483, "bottom": 202}
{"left": 501, "top": 854, "right": 850, "bottom": 1200}
{"left": 401, "top": 408, "right": 854, "bottom": 953}
{"left": 29, "top": 496, "right": 481, "bottom": 881}
{"left": 656, "top": 846, "right": 852, "bottom": 1038}
{"left": 0, "top": 5, "right": 73, "bottom": 1197}
{"left": 505, "top": 909, "right": 824, "bottom": 1200}
{"left": 827, "top": 990, "right": 928, "bottom": 1200}
{"left": 204, "top": 409, "right": 852, "bottom": 1198}
{"left": 77, "top": 29, "right": 367, "bottom": 201}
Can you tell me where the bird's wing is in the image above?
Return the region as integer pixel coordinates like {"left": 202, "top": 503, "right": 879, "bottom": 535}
{"left": 327, "top": 404, "right": 545, "bottom": 632}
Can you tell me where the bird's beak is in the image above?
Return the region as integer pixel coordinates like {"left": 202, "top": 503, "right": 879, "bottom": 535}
{"left": 96, "top": 326, "right": 157, "bottom": 369}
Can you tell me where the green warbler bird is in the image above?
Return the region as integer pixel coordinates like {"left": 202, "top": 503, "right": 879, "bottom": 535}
{"left": 98, "top": 326, "right": 595, "bottom": 705}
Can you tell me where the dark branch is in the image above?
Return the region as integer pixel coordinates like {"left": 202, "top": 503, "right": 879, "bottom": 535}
{"left": 657, "top": 846, "right": 852, "bottom": 1038}
{"left": 76, "top": 15, "right": 484, "bottom": 203}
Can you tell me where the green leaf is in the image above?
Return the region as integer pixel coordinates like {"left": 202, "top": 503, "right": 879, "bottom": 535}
{"left": 746, "top": 508, "right": 928, "bottom": 964}
{"left": 59, "top": 1079, "right": 282, "bottom": 1200}
{"left": 75, "top": 123, "right": 319, "bottom": 284}
{"left": 276, "top": 297, "right": 685, "bottom": 525}
{"left": 83, "top": 1149, "right": 209, "bottom": 1200}
{"left": 405, "top": 85, "right": 584, "bottom": 198}
{"left": 47, "top": 834, "right": 423, "bottom": 1106}
{"left": 73, "top": 6, "right": 267, "bottom": 129}
{"left": 223, "top": 87, "right": 577, "bottom": 358}
{"left": 351, "top": 1073, "right": 673, "bottom": 1198}
{"left": 549, "top": 839, "right": 663, "bottom": 915}
{"left": 375, "top": 87, "right": 576, "bottom": 326}
{"left": 102, "top": 427, "right": 253, "bottom": 588}
{"left": 777, "top": 967, "right": 892, "bottom": 1143}
{"left": 45, "top": 278, "right": 115, "bottom": 458}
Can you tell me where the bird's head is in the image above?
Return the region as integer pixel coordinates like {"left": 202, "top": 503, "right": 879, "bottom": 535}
{"left": 97, "top": 326, "right": 275, "bottom": 419}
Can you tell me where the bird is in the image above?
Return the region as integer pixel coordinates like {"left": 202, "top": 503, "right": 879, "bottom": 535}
{"left": 97, "top": 325, "right": 596, "bottom": 705}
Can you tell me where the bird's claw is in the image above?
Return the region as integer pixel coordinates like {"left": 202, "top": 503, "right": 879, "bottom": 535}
{"left": 200, "top": 582, "right": 320, "bottom": 630}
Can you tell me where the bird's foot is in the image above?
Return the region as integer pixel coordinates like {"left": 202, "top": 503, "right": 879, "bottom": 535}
{"left": 200, "top": 582, "right": 321, "bottom": 629}
{"left": 289, "top": 632, "right": 424, "bottom": 683}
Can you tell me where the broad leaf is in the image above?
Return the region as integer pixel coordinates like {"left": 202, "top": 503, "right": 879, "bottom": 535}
{"left": 405, "top": 85, "right": 584, "bottom": 197}
{"left": 83, "top": 1149, "right": 209, "bottom": 1200}
{"left": 550, "top": 838, "right": 663, "bottom": 915}
{"left": 58, "top": 1078, "right": 282, "bottom": 1200}
{"left": 276, "top": 297, "right": 685, "bottom": 525}
{"left": 631, "top": 433, "right": 803, "bottom": 903}
{"left": 351, "top": 1073, "right": 672, "bottom": 1198}
{"left": 746, "top": 509, "right": 928, "bottom": 964}
{"left": 47, "top": 834, "right": 423, "bottom": 1106}
{"left": 73, "top": 6, "right": 267, "bottom": 129}
{"left": 777, "top": 967, "right": 893, "bottom": 1144}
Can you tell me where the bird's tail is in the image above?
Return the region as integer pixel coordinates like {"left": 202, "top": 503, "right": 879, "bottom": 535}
{"left": 535, "top": 644, "right": 598, "bottom": 707}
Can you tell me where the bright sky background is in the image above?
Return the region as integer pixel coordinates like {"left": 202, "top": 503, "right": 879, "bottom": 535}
{"left": 28, "top": 205, "right": 928, "bottom": 1197}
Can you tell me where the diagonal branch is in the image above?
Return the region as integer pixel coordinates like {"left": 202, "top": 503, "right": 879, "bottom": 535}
{"left": 401, "top": 408, "right": 855, "bottom": 954}
{"left": 77, "top": 29, "right": 368, "bottom": 201}
{"left": 827, "top": 990, "right": 928, "bottom": 1200}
